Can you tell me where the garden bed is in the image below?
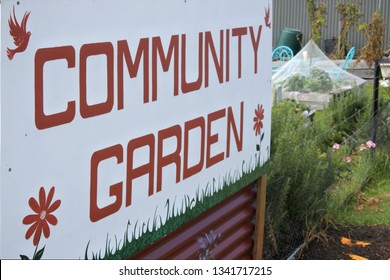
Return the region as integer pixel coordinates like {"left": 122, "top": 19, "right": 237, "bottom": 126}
{"left": 280, "top": 87, "right": 357, "bottom": 110}
{"left": 300, "top": 225, "right": 390, "bottom": 260}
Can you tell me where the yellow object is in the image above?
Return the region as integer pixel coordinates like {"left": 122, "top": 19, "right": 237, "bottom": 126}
{"left": 355, "top": 241, "right": 371, "bottom": 247}
{"left": 340, "top": 237, "right": 353, "bottom": 246}
{"left": 348, "top": 254, "right": 369, "bottom": 260}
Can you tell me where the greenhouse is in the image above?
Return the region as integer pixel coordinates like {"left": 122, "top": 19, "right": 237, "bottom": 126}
{"left": 272, "top": 40, "right": 366, "bottom": 109}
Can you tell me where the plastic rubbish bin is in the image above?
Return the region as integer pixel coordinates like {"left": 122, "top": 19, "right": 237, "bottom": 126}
{"left": 277, "top": 28, "right": 303, "bottom": 55}
{"left": 325, "top": 38, "right": 337, "bottom": 55}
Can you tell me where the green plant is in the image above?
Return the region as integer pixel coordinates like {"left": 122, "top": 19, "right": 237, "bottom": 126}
{"left": 306, "top": 67, "right": 333, "bottom": 92}
{"left": 266, "top": 100, "right": 333, "bottom": 258}
{"left": 333, "top": 178, "right": 390, "bottom": 227}
{"left": 376, "top": 87, "right": 390, "bottom": 145}
{"left": 315, "top": 87, "right": 371, "bottom": 149}
{"left": 332, "top": 1, "right": 364, "bottom": 59}
{"left": 325, "top": 140, "right": 381, "bottom": 220}
{"left": 283, "top": 73, "right": 306, "bottom": 91}
{"left": 264, "top": 84, "right": 390, "bottom": 259}
{"left": 305, "top": 0, "right": 327, "bottom": 45}
{"left": 283, "top": 68, "right": 333, "bottom": 93}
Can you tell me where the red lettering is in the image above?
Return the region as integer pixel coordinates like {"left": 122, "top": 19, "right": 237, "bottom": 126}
{"left": 181, "top": 33, "right": 203, "bottom": 94}
{"left": 89, "top": 102, "right": 246, "bottom": 220}
{"left": 249, "top": 26, "right": 262, "bottom": 74}
{"left": 80, "top": 42, "right": 114, "bottom": 118}
{"left": 206, "top": 109, "right": 226, "bottom": 168}
{"left": 90, "top": 144, "right": 123, "bottom": 222}
{"left": 232, "top": 27, "right": 248, "bottom": 79}
{"left": 117, "top": 38, "right": 150, "bottom": 108}
{"left": 205, "top": 31, "right": 224, "bottom": 88}
{"left": 152, "top": 35, "right": 179, "bottom": 100}
{"left": 157, "top": 125, "right": 182, "bottom": 192}
{"left": 226, "top": 102, "right": 244, "bottom": 158}
{"left": 225, "top": 29, "right": 230, "bottom": 82}
{"left": 126, "top": 134, "right": 155, "bottom": 207}
{"left": 34, "top": 46, "right": 76, "bottom": 129}
{"left": 183, "top": 117, "right": 205, "bottom": 180}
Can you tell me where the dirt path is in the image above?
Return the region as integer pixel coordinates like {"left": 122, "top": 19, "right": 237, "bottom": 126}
{"left": 300, "top": 225, "right": 390, "bottom": 260}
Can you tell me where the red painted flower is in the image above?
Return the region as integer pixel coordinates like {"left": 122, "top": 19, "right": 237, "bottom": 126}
{"left": 22, "top": 187, "right": 61, "bottom": 246}
{"left": 253, "top": 104, "right": 264, "bottom": 136}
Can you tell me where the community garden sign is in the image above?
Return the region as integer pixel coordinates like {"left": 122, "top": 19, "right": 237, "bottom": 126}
{"left": 0, "top": 0, "right": 272, "bottom": 259}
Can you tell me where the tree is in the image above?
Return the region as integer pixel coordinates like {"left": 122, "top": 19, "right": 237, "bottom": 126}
{"left": 359, "top": 10, "right": 385, "bottom": 68}
{"left": 332, "top": 1, "right": 364, "bottom": 59}
{"left": 305, "top": 0, "right": 327, "bottom": 45}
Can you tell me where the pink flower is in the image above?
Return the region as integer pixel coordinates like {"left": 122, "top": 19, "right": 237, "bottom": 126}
{"left": 366, "top": 140, "right": 376, "bottom": 149}
{"left": 360, "top": 144, "right": 367, "bottom": 151}
{"left": 346, "top": 156, "right": 352, "bottom": 163}
{"left": 332, "top": 143, "right": 340, "bottom": 151}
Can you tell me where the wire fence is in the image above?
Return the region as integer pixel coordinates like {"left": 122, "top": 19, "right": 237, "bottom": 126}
{"left": 263, "top": 64, "right": 390, "bottom": 260}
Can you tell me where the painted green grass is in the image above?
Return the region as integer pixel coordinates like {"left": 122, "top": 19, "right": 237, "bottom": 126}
{"left": 332, "top": 178, "right": 390, "bottom": 227}
{"left": 85, "top": 159, "right": 269, "bottom": 260}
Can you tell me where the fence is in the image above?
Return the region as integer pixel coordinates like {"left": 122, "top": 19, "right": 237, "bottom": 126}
{"left": 273, "top": 0, "right": 390, "bottom": 53}
{"left": 263, "top": 66, "right": 390, "bottom": 260}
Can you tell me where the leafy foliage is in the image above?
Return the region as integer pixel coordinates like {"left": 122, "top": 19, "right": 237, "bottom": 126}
{"left": 306, "top": 68, "right": 333, "bottom": 92}
{"left": 359, "top": 10, "right": 386, "bottom": 68}
{"left": 305, "top": 0, "right": 327, "bottom": 45}
{"left": 332, "top": 1, "right": 364, "bottom": 59}
{"left": 265, "top": 85, "right": 390, "bottom": 259}
{"left": 266, "top": 99, "right": 334, "bottom": 258}
{"left": 284, "top": 73, "right": 306, "bottom": 91}
{"left": 283, "top": 68, "right": 333, "bottom": 92}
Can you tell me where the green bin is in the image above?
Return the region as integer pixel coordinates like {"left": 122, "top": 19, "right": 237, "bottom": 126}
{"left": 277, "top": 28, "right": 303, "bottom": 55}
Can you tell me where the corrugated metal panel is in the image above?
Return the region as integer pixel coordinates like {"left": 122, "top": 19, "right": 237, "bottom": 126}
{"left": 129, "top": 184, "right": 257, "bottom": 260}
{"left": 273, "top": 0, "right": 390, "bottom": 52}
{"left": 273, "top": 0, "right": 310, "bottom": 46}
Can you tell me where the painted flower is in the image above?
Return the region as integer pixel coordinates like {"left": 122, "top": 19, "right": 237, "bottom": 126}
{"left": 366, "top": 140, "right": 376, "bottom": 149}
{"left": 253, "top": 104, "right": 264, "bottom": 136}
{"left": 332, "top": 143, "right": 340, "bottom": 151}
{"left": 22, "top": 186, "right": 61, "bottom": 246}
{"left": 346, "top": 156, "right": 352, "bottom": 163}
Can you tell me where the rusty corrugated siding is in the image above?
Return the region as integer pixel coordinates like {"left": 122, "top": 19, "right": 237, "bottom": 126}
{"left": 129, "top": 184, "right": 257, "bottom": 260}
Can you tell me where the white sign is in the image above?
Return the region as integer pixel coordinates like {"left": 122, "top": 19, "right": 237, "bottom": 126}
{"left": 1, "top": 0, "right": 272, "bottom": 259}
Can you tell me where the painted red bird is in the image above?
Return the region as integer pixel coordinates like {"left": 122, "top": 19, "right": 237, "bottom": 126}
{"left": 7, "top": 7, "right": 31, "bottom": 60}
{"left": 264, "top": 5, "right": 271, "bottom": 29}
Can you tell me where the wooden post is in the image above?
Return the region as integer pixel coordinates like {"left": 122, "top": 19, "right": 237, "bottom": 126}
{"left": 253, "top": 174, "right": 268, "bottom": 260}
{"left": 371, "top": 59, "right": 380, "bottom": 143}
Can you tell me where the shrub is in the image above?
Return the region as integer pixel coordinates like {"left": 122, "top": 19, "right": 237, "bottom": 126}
{"left": 282, "top": 68, "right": 333, "bottom": 93}
{"left": 306, "top": 67, "right": 333, "bottom": 92}
{"left": 266, "top": 99, "right": 333, "bottom": 258}
{"left": 283, "top": 74, "right": 306, "bottom": 92}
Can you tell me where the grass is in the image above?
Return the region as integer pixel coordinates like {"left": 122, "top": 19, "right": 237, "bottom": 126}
{"left": 332, "top": 178, "right": 390, "bottom": 226}
{"left": 85, "top": 159, "right": 269, "bottom": 259}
